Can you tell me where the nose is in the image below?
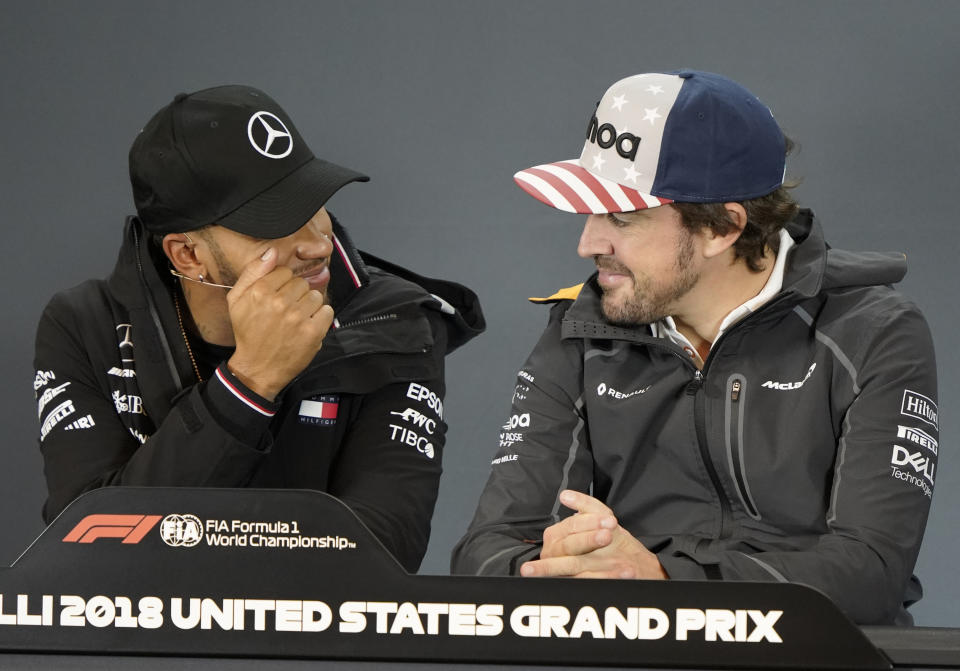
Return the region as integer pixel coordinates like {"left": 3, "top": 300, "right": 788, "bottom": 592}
{"left": 293, "top": 228, "right": 334, "bottom": 260}
{"left": 577, "top": 214, "right": 614, "bottom": 258}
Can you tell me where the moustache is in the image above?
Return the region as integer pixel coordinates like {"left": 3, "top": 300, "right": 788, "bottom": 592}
{"left": 593, "top": 256, "right": 633, "bottom": 277}
{"left": 293, "top": 260, "right": 329, "bottom": 277}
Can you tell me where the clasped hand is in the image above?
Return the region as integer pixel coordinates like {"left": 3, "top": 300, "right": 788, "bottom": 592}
{"left": 520, "top": 490, "right": 667, "bottom": 580}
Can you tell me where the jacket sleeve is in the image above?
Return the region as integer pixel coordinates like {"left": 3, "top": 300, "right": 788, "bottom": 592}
{"left": 35, "top": 295, "right": 277, "bottom": 523}
{"left": 452, "top": 303, "right": 593, "bottom": 575}
{"left": 325, "top": 329, "right": 448, "bottom": 574}
{"left": 659, "top": 302, "right": 939, "bottom": 625}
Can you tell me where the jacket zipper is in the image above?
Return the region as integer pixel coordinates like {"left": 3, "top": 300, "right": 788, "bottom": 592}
{"left": 687, "top": 370, "right": 734, "bottom": 538}
{"left": 336, "top": 313, "right": 399, "bottom": 329}
{"left": 727, "top": 376, "right": 760, "bottom": 520}
{"left": 571, "top": 309, "right": 786, "bottom": 540}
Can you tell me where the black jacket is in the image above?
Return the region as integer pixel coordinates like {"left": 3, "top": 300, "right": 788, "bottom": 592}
{"left": 35, "top": 215, "right": 484, "bottom": 572}
{"left": 452, "top": 211, "right": 938, "bottom": 624}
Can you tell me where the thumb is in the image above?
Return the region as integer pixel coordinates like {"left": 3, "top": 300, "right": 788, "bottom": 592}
{"left": 228, "top": 247, "right": 277, "bottom": 297}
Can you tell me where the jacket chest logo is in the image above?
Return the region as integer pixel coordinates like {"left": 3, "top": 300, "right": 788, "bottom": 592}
{"left": 760, "top": 363, "right": 817, "bottom": 391}
{"left": 596, "top": 382, "right": 651, "bottom": 400}
{"left": 298, "top": 395, "right": 339, "bottom": 426}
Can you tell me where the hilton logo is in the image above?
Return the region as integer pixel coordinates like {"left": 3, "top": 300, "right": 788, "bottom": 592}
{"left": 900, "top": 390, "right": 938, "bottom": 430}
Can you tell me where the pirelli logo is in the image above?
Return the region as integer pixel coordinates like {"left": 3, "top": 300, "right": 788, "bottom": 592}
{"left": 62, "top": 514, "right": 162, "bottom": 544}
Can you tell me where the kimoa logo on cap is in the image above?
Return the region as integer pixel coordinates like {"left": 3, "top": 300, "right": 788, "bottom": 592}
{"left": 247, "top": 111, "right": 293, "bottom": 159}
{"left": 586, "top": 113, "right": 641, "bottom": 161}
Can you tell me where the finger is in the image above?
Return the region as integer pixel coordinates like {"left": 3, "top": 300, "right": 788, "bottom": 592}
{"left": 573, "top": 569, "right": 633, "bottom": 580}
{"left": 273, "top": 273, "right": 313, "bottom": 304}
{"left": 559, "top": 489, "right": 615, "bottom": 517}
{"left": 295, "top": 294, "right": 335, "bottom": 330}
{"left": 228, "top": 247, "right": 278, "bottom": 297}
{"left": 549, "top": 528, "right": 613, "bottom": 559}
{"left": 546, "top": 512, "right": 615, "bottom": 542}
{"left": 520, "top": 554, "right": 589, "bottom": 578}
{"left": 311, "top": 304, "right": 335, "bottom": 326}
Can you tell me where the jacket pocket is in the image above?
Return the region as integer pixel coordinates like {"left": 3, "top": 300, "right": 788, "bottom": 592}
{"left": 725, "top": 374, "right": 761, "bottom": 520}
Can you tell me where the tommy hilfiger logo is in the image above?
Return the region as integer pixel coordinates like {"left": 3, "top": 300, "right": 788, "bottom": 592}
{"left": 298, "top": 395, "right": 339, "bottom": 426}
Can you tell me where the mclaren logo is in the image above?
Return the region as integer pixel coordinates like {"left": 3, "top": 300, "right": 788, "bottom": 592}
{"left": 62, "top": 514, "right": 162, "bottom": 544}
{"left": 762, "top": 363, "right": 816, "bottom": 391}
{"left": 247, "top": 111, "right": 293, "bottom": 159}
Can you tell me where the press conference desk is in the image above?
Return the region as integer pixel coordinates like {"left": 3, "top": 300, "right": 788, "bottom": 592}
{"left": 1, "top": 488, "right": 957, "bottom": 670}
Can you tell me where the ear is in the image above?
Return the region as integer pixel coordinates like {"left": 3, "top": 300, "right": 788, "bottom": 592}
{"left": 162, "top": 233, "right": 205, "bottom": 279}
{"left": 700, "top": 202, "right": 747, "bottom": 259}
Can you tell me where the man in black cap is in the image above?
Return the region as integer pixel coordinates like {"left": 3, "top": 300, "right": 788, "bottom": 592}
{"left": 33, "top": 85, "right": 484, "bottom": 572}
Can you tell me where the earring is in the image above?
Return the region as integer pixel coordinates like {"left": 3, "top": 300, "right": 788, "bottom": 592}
{"left": 198, "top": 274, "right": 205, "bottom": 283}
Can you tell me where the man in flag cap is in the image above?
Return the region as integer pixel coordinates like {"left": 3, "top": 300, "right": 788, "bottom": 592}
{"left": 453, "top": 70, "right": 938, "bottom": 624}
{"left": 33, "top": 85, "right": 484, "bottom": 572}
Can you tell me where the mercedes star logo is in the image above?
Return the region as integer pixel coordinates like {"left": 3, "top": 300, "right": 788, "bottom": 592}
{"left": 247, "top": 111, "right": 293, "bottom": 159}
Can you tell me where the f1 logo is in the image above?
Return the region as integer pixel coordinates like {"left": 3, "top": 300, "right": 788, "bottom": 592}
{"left": 62, "top": 514, "right": 162, "bottom": 544}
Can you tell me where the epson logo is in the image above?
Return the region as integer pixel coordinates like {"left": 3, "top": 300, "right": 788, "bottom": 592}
{"left": 901, "top": 390, "right": 938, "bottom": 430}
{"left": 585, "top": 115, "right": 641, "bottom": 161}
{"left": 406, "top": 383, "right": 443, "bottom": 420}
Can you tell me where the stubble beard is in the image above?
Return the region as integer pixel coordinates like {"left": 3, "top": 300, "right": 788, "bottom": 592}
{"left": 598, "top": 232, "right": 699, "bottom": 326}
{"left": 203, "top": 235, "right": 240, "bottom": 288}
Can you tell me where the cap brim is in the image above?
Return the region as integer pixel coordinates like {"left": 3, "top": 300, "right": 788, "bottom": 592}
{"left": 216, "top": 157, "right": 369, "bottom": 238}
{"left": 513, "top": 159, "right": 672, "bottom": 214}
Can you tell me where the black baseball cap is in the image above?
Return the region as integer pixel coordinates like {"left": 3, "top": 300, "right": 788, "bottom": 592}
{"left": 129, "top": 85, "right": 369, "bottom": 238}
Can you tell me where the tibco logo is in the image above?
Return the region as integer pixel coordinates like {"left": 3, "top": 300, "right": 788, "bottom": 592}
{"left": 62, "top": 514, "right": 162, "bottom": 544}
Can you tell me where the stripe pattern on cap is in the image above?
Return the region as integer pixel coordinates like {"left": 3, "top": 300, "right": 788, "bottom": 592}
{"left": 514, "top": 160, "right": 672, "bottom": 214}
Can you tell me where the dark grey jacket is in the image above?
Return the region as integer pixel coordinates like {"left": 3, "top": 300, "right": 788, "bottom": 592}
{"left": 35, "top": 215, "right": 484, "bottom": 572}
{"left": 452, "top": 211, "right": 938, "bottom": 625}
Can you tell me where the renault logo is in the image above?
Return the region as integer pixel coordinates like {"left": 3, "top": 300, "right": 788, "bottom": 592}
{"left": 247, "top": 111, "right": 293, "bottom": 159}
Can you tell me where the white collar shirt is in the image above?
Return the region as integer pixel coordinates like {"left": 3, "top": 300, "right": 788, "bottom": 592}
{"left": 650, "top": 229, "right": 795, "bottom": 367}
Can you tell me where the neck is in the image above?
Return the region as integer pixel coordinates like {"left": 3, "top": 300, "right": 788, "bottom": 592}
{"left": 672, "top": 248, "right": 777, "bottom": 352}
{"left": 180, "top": 282, "right": 235, "bottom": 347}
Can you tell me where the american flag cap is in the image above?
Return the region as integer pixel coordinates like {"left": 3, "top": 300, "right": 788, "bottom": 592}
{"left": 514, "top": 71, "right": 786, "bottom": 214}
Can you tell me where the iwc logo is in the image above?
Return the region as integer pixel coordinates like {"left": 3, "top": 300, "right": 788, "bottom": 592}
{"left": 160, "top": 514, "right": 204, "bottom": 548}
{"left": 247, "top": 111, "right": 293, "bottom": 158}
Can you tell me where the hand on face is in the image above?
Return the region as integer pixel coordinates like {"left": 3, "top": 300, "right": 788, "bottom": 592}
{"left": 519, "top": 489, "right": 668, "bottom": 580}
{"left": 225, "top": 247, "right": 334, "bottom": 401}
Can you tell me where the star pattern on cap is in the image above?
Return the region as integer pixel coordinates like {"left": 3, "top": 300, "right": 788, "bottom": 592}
{"left": 591, "top": 152, "right": 606, "bottom": 170}
{"left": 642, "top": 107, "right": 662, "bottom": 125}
{"left": 645, "top": 84, "right": 664, "bottom": 95}
{"left": 623, "top": 164, "right": 642, "bottom": 183}
{"left": 611, "top": 94, "right": 628, "bottom": 111}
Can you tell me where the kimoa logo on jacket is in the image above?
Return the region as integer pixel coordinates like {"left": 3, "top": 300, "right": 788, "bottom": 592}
{"left": 762, "top": 363, "right": 817, "bottom": 391}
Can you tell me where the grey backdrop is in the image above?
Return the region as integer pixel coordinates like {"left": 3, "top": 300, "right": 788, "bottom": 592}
{"left": 2, "top": 0, "right": 956, "bottom": 626}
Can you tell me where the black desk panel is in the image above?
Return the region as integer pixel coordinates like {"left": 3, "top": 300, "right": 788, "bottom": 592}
{"left": 0, "top": 488, "right": 956, "bottom": 669}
